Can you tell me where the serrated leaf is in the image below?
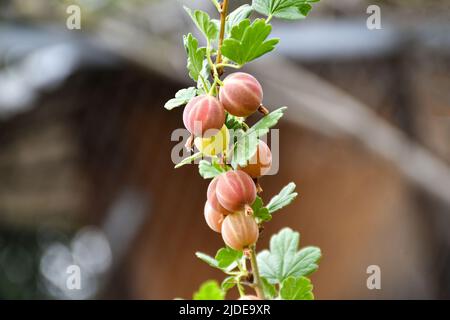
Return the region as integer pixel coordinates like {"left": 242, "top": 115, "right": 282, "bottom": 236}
{"left": 226, "top": 4, "right": 253, "bottom": 35}
{"left": 252, "top": 0, "right": 319, "bottom": 20}
{"left": 195, "top": 252, "right": 219, "bottom": 269}
{"left": 257, "top": 228, "right": 322, "bottom": 284}
{"left": 231, "top": 131, "right": 259, "bottom": 169}
{"left": 252, "top": 196, "right": 272, "bottom": 223}
{"left": 175, "top": 152, "right": 202, "bottom": 168}
{"left": 184, "top": 33, "right": 207, "bottom": 82}
{"left": 261, "top": 277, "right": 277, "bottom": 299}
{"left": 231, "top": 107, "right": 286, "bottom": 168}
{"left": 193, "top": 280, "right": 225, "bottom": 300}
{"left": 197, "top": 59, "right": 211, "bottom": 93}
{"left": 164, "top": 87, "right": 197, "bottom": 110}
{"left": 266, "top": 182, "right": 298, "bottom": 213}
{"left": 247, "top": 106, "right": 287, "bottom": 138}
{"left": 215, "top": 247, "right": 243, "bottom": 269}
{"left": 184, "top": 7, "right": 218, "bottom": 42}
{"left": 198, "top": 160, "right": 228, "bottom": 179}
{"left": 280, "top": 276, "right": 314, "bottom": 300}
{"left": 221, "top": 19, "right": 279, "bottom": 65}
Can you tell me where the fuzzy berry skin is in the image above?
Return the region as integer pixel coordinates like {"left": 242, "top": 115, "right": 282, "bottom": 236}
{"left": 238, "top": 140, "right": 272, "bottom": 178}
{"left": 183, "top": 95, "right": 225, "bottom": 138}
{"left": 216, "top": 170, "right": 256, "bottom": 212}
{"left": 221, "top": 211, "right": 259, "bottom": 251}
{"left": 219, "top": 72, "right": 263, "bottom": 117}
{"left": 204, "top": 201, "right": 225, "bottom": 233}
{"left": 207, "top": 176, "right": 232, "bottom": 215}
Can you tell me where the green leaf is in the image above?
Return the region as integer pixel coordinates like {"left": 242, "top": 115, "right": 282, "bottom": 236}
{"left": 231, "top": 107, "right": 286, "bottom": 168}
{"left": 197, "top": 59, "right": 211, "bottom": 93}
{"left": 198, "top": 160, "right": 228, "bottom": 179}
{"left": 195, "top": 251, "right": 239, "bottom": 272}
{"left": 164, "top": 87, "right": 196, "bottom": 110}
{"left": 225, "top": 114, "right": 245, "bottom": 130}
{"left": 266, "top": 182, "right": 298, "bottom": 213}
{"left": 247, "top": 106, "right": 287, "bottom": 138}
{"left": 195, "top": 252, "right": 220, "bottom": 269}
{"left": 221, "top": 276, "right": 237, "bottom": 292}
{"left": 184, "top": 7, "right": 218, "bottom": 42}
{"left": 183, "top": 34, "right": 207, "bottom": 82}
{"left": 252, "top": 196, "right": 271, "bottom": 223}
{"left": 280, "top": 276, "right": 314, "bottom": 300}
{"left": 193, "top": 280, "right": 225, "bottom": 300}
{"left": 231, "top": 131, "right": 259, "bottom": 169}
{"left": 215, "top": 247, "right": 243, "bottom": 269}
{"left": 175, "top": 152, "right": 203, "bottom": 168}
{"left": 226, "top": 4, "right": 253, "bottom": 35}
{"left": 252, "top": 0, "right": 319, "bottom": 20}
{"left": 261, "top": 277, "right": 277, "bottom": 299}
{"left": 257, "top": 228, "right": 322, "bottom": 284}
{"left": 221, "top": 19, "right": 279, "bottom": 66}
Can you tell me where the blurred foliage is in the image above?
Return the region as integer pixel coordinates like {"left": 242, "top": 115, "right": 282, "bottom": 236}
{"left": 0, "top": 225, "right": 70, "bottom": 299}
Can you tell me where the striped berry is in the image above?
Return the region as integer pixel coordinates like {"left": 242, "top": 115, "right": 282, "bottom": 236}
{"left": 221, "top": 211, "right": 259, "bottom": 251}
{"left": 183, "top": 95, "right": 225, "bottom": 138}
{"left": 204, "top": 201, "right": 225, "bottom": 233}
{"left": 219, "top": 72, "right": 263, "bottom": 117}
{"left": 207, "top": 176, "right": 232, "bottom": 215}
{"left": 238, "top": 140, "right": 272, "bottom": 178}
{"left": 216, "top": 170, "right": 256, "bottom": 213}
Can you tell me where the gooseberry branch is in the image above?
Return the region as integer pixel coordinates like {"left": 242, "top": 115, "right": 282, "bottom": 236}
{"left": 165, "top": 0, "right": 322, "bottom": 301}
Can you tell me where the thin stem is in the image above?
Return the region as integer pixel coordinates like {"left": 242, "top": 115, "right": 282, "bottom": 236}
{"left": 216, "top": 63, "right": 241, "bottom": 69}
{"left": 249, "top": 245, "right": 265, "bottom": 299}
{"left": 266, "top": 15, "right": 273, "bottom": 23}
{"left": 215, "top": 0, "right": 229, "bottom": 76}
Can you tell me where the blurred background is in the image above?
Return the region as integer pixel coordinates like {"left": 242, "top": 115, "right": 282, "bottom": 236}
{"left": 0, "top": 0, "right": 449, "bottom": 299}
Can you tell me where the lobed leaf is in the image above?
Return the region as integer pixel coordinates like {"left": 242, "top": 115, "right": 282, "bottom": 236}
{"left": 266, "top": 182, "right": 298, "bottom": 213}
{"left": 193, "top": 280, "right": 225, "bottom": 300}
{"left": 215, "top": 247, "right": 243, "bottom": 269}
{"left": 257, "top": 228, "right": 322, "bottom": 284}
{"left": 198, "top": 160, "right": 228, "bottom": 179}
{"left": 280, "top": 276, "right": 314, "bottom": 300}
{"left": 183, "top": 34, "right": 207, "bottom": 82}
{"left": 221, "top": 19, "right": 279, "bottom": 66}
{"left": 252, "top": 0, "right": 319, "bottom": 20}
{"left": 252, "top": 196, "right": 272, "bottom": 223}
{"left": 164, "top": 87, "right": 196, "bottom": 110}
{"left": 184, "top": 7, "right": 218, "bottom": 42}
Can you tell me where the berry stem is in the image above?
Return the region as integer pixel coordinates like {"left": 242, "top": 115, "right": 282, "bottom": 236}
{"left": 258, "top": 104, "right": 269, "bottom": 115}
{"left": 215, "top": 0, "right": 229, "bottom": 76}
{"left": 249, "top": 245, "right": 265, "bottom": 299}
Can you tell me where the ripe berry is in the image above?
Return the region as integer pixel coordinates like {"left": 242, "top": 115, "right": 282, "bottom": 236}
{"left": 221, "top": 211, "right": 259, "bottom": 251}
{"left": 194, "top": 125, "right": 230, "bottom": 156}
{"left": 219, "top": 72, "right": 263, "bottom": 117}
{"left": 238, "top": 140, "right": 272, "bottom": 178}
{"left": 207, "top": 177, "right": 232, "bottom": 216}
{"left": 183, "top": 95, "right": 225, "bottom": 137}
{"left": 216, "top": 170, "right": 256, "bottom": 213}
{"left": 204, "top": 201, "right": 225, "bottom": 233}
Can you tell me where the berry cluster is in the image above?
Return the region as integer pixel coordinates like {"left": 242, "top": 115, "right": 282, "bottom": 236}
{"left": 165, "top": 0, "right": 322, "bottom": 300}
{"left": 183, "top": 72, "right": 273, "bottom": 250}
